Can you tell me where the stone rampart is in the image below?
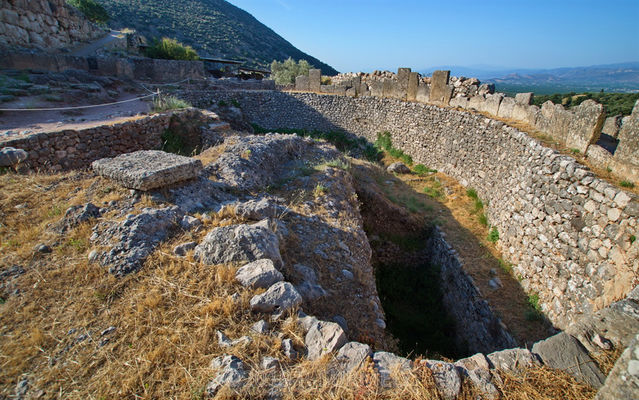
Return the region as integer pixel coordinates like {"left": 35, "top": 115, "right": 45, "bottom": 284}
{"left": 294, "top": 68, "right": 637, "bottom": 185}
{"left": 190, "top": 89, "right": 638, "bottom": 331}
{"left": 0, "top": 0, "right": 105, "bottom": 50}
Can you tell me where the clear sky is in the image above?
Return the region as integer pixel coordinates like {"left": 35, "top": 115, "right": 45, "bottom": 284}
{"left": 226, "top": 0, "right": 639, "bottom": 73}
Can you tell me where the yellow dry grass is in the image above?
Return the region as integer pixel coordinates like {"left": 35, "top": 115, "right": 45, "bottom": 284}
{"left": 0, "top": 168, "right": 602, "bottom": 399}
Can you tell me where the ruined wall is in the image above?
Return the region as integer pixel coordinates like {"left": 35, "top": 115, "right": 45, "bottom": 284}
{"left": 0, "top": 0, "right": 105, "bottom": 50}
{"left": 295, "top": 68, "right": 638, "bottom": 185}
{"left": 0, "top": 109, "right": 215, "bottom": 171}
{"left": 0, "top": 51, "right": 207, "bottom": 83}
{"left": 192, "top": 89, "right": 638, "bottom": 330}
{"left": 429, "top": 227, "right": 517, "bottom": 353}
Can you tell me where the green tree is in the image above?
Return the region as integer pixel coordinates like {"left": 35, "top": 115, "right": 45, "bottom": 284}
{"left": 67, "top": 0, "right": 109, "bottom": 24}
{"left": 270, "top": 58, "right": 311, "bottom": 85}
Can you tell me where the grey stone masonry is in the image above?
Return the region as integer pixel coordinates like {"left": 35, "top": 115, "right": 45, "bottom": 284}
{"left": 92, "top": 150, "right": 203, "bottom": 191}
{"left": 515, "top": 92, "right": 534, "bottom": 105}
{"left": 201, "top": 89, "right": 639, "bottom": 330}
{"left": 430, "top": 70, "right": 453, "bottom": 105}
{"left": 295, "top": 75, "right": 310, "bottom": 91}
{"left": 308, "top": 69, "right": 321, "bottom": 93}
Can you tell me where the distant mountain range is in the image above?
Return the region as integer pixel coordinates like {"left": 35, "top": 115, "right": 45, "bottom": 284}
{"left": 420, "top": 62, "right": 639, "bottom": 94}
{"left": 100, "top": 0, "right": 338, "bottom": 74}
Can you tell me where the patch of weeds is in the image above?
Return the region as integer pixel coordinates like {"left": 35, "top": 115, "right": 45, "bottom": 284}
{"left": 478, "top": 213, "right": 488, "bottom": 226}
{"left": 241, "top": 149, "right": 252, "bottom": 159}
{"left": 47, "top": 204, "right": 64, "bottom": 218}
{"left": 0, "top": 166, "right": 13, "bottom": 175}
{"left": 630, "top": 235, "right": 636, "bottom": 244}
{"left": 423, "top": 186, "right": 442, "bottom": 199}
{"left": 620, "top": 180, "right": 635, "bottom": 188}
{"left": 487, "top": 227, "right": 499, "bottom": 243}
{"left": 375, "top": 131, "right": 413, "bottom": 165}
{"left": 297, "top": 164, "right": 315, "bottom": 177}
{"left": 161, "top": 129, "right": 186, "bottom": 155}
{"left": 324, "top": 158, "right": 350, "bottom": 170}
{"left": 217, "top": 100, "right": 228, "bottom": 107}
{"left": 498, "top": 258, "right": 513, "bottom": 274}
{"left": 44, "top": 95, "right": 63, "bottom": 102}
{"left": 230, "top": 99, "right": 240, "bottom": 108}
{"left": 466, "top": 188, "right": 478, "bottom": 200}
{"left": 313, "top": 183, "right": 327, "bottom": 197}
{"left": 0, "top": 296, "right": 5, "bottom": 304}
{"left": 413, "top": 164, "right": 437, "bottom": 176}
{"left": 525, "top": 292, "right": 544, "bottom": 321}
{"left": 68, "top": 238, "right": 87, "bottom": 252}
{"left": 569, "top": 148, "right": 581, "bottom": 155}
{"left": 14, "top": 71, "right": 31, "bottom": 83}
{"left": 152, "top": 95, "right": 191, "bottom": 112}
{"left": 406, "top": 196, "right": 427, "bottom": 213}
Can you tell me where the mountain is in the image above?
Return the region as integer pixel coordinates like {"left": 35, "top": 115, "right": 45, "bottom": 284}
{"left": 99, "top": 0, "right": 338, "bottom": 74}
{"left": 420, "top": 62, "right": 639, "bottom": 94}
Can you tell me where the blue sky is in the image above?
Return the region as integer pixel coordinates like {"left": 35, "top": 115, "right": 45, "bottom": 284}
{"left": 227, "top": 0, "right": 639, "bottom": 73}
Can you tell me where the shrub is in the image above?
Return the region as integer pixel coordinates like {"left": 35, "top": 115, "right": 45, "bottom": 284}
{"left": 478, "top": 213, "right": 488, "bottom": 226}
{"left": 270, "top": 58, "right": 311, "bottom": 85}
{"left": 620, "top": 180, "right": 635, "bottom": 188}
{"left": 313, "top": 183, "right": 327, "bottom": 197}
{"left": 152, "top": 95, "right": 191, "bottom": 112}
{"left": 413, "top": 164, "right": 436, "bottom": 176}
{"left": 375, "top": 131, "right": 413, "bottom": 165}
{"left": 143, "top": 38, "right": 199, "bottom": 61}
{"left": 487, "top": 227, "right": 499, "bottom": 243}
{"left": 466, "top": 188, "right": 478, "bottom": 200}
{"left": 67, "top": 0, "right": 109, "bottom": 24}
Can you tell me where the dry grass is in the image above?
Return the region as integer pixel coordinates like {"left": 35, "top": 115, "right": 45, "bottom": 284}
{"left": 0, "top": 167, "right": 601, "bottom": 400}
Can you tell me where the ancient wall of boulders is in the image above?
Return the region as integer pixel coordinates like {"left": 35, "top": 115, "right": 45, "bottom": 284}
{"left": 0, "top": 0, "right": 105, "bottom": 50}
{"left": 196, "top": 89, "right": 638, "bottom": 331}
{"left": 295, "top": 68, "right": 638, "bottom": 185}
{"left": 0, "top": 109, "right": 219, "bottom": 171}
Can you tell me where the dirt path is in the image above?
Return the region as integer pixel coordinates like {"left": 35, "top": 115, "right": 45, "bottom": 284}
{"left": 0, "top": 93, "right": 151, "bottom": 139}
{"left": 70, "top": 30, "right": 124, "bottom": 57}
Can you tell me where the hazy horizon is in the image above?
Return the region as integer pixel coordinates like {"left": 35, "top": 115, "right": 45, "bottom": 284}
{"left": 227, "top": 0, "right": 639, "bottom": 74}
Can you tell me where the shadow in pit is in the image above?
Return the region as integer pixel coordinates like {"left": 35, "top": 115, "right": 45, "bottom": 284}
{"left": 199, "top": 89, "right": 557, "bottom": 358}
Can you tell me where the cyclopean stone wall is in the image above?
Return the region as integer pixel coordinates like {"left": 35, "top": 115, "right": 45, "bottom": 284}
{"left": 295, "top": 68, "right": 638, "bottom": 186}
{"left": 190, "top": 89, "right": 639, "bottom": 331}
{"left": 0, "top": 0, "right": 105, "bottom": 50}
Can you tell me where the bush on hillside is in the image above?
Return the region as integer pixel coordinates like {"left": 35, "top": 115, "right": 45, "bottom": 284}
{"left": 143, "top": 37, "right": 199, "bottom": 61}
{"left": 67, "top": 0, "right": 109, "bottom": 24}
{"left": 532, "top": 92, "right": 639, "bottom": 116}
{"left": 270, "top": 58, "right": 311, "bottom": 85}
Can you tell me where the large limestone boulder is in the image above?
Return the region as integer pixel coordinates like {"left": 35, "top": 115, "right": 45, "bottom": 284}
{"left": 305, "top": 320, "right": 347, "bottom": 360}
{"left": 0, "top": 147, "right": 27, "bottom": 167}
{"left": 194, "top": 220, "right": 282, "bottom": 267}
{"left": 206, "top": 355, "right": 248, "bottom": 397}
{"left": 92, "top": 150, "right": 202, "bottom": 191}
{"left": 235, "top": 259, "right": 284, "bottom": 289}
{"left": 249, "top": 281, "right": 302, "bottom": 313}
{"left": 335, "top": 342, "right": 372, "bottom": 372}
{"left": 595, "top": 333, "right": 639, "bottom": 399}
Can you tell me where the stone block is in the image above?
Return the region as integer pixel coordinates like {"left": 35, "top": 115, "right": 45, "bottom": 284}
{"left": 497, "top": 96, "right": 516, "bottom": 119}
{"left": 515, "top": 92, "right": 534, "bottom": 105}
{"left": 482, "top": 93, "right": 504, "bottom": 115}
{"left": 91, "top": 150, "right": 203, "bottom": 191}
{"left": 416, "top": 83, "right": 430, "bottom": 103}
{"left": 430, "top": 70, "right": 452, "bottom": 105}
{"left": 308, "top": 69, "right": 321, "bottom": 92}
{"left": 369, "top": 81, "right": 383, "bottom": 97}
{"left": 602, "top": 115, "right": 621, "bottom": 138}
{"left": 586, "top": 144, "right": 613, "bottom": 170}
{"left": 564, "top": 100, "right": 605, "bottom": 154}
{"left": 450, "top": 96, "right": 469, "bottom": 109}
{"left": 594, "top": 333, "right": 639, "bottom": 400}
{"left": 352, "top": 75, "right": 362, "bottom": 95}
{"left": 532, "top": 332, "right": 605, "bottom": 388}
{"left": 295, "top": 75, "right": 309, "bottom": 91}
{"left": 382, "top": 79, "right": 395, "bottom": 99}
{"left": 613, "top": 100, "right": 639, "bottom": 166}
{"left": 396, "top": 67, "right": 410, "bottom": 100}
{"left": 407, "top": 72, "right": 419, "bottom": 101}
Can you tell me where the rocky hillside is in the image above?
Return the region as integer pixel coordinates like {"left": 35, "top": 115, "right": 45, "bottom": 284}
{"left": 99, "top": 0, "right": 338, "bottom": 74}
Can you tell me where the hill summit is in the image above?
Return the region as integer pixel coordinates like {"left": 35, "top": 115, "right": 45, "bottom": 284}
{"left": 100, "top": 0, "right": 338, "bottom": 74}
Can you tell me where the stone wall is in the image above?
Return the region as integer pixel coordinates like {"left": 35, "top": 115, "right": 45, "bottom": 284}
{"left": 190, "top": 89, "right": 638, "bottom": 330}
{"left": 0, "top": 51, "right": 207, "bottom": 83}
{"left": 0, "top": 0, "right": 105, "bottom": 50}
{"left": 295, "top": 68, "right": 638, "bottom": 185}
{"left": 0, "top": 109, "right": 214, "bottom": 171}
{"left": 429, "top": 227, "right": 517, "bottom": 354}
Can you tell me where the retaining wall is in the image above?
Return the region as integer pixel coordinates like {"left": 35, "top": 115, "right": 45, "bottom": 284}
{"left": 429, "top": 227, "right": 517, "bottom": 353}
{"left": 0, "top": 0, "right": 105, "bottom": 50}
{"left": 192, "top": 89, "right": 638, "bottom": 330}
{"left": 296, "top": 68, "right": 638, "bottom": 185}
{"left": 0, "top": 109, "right": 214, "bottom": 171}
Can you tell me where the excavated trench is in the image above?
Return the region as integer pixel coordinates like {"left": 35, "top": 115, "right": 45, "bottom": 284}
{"left": 353, "top": 167, "right": 463, "bottom": 359}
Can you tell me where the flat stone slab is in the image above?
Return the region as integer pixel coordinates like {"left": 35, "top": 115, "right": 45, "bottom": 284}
{"left": 92, "top": 150, "right": 202, "bottom": 191}
{"left": 532, "top": 332, "right": 605, "bottom": 388}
